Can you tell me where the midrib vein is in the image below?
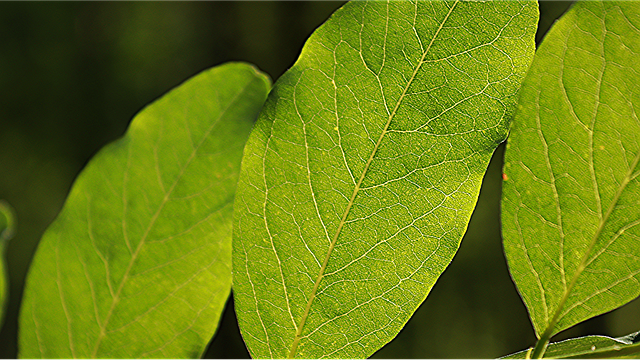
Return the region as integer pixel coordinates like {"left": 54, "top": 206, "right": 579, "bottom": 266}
{"left": 543, "top": 147, "right": 640, "bottom": 338}
{"left": 90, "top": 82, "right": 250, "bottom": 357}
{"left": 91, "top": 146, "right": 181, "bottom": 358}
{"left": 286, "top": 2, "right": 459, "bottom": 357}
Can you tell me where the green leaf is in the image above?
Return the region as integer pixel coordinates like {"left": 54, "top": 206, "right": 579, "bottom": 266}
{"left": 504, "top": 330, "right": 640, "bottom": 359}
{"left": 0, "top": 200, "right": 16, "bottom": 329}
{"left": 18, "top": 62, "right": 271, "bottom": 358}
{"left": 232, "top": 1, "right": 537, "bottom": 358}
{"left": 501, "top": 0, "right": 640, "bottom": 354}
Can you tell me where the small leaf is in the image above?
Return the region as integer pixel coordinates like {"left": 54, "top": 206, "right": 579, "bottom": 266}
{"left": 19, "top": 62, "right": 271, "bottom": 358}
{"left": 0, "top": 200, "right": 16, "bottom": 329}
{"left": 233, "top": 0, "right": 538, "bottom": 358}
{"left": 502, "top": 0, "right": 640, "bottom": 350}
{"left": 504, "top": 330, "right": 640, "bottom": 359}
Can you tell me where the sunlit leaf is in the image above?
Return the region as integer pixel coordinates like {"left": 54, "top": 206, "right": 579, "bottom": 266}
{"left": 504, "top": 330, "right": 640, "bottom": 359}
{"left": 19, "top": 62, "right": 271, "bottom": 358}
{"left": 0, "top": 200, "right": 15, "bottom": 329}
{"left": 232, "top": 0, "right": 538, "bottom": 358}
{"left": 502, "top": 0, "right": 640, "bottom": 353}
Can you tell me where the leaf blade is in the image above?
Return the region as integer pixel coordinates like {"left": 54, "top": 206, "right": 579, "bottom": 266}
{"left": 0, "top": 200, "right": 15, "bottom": 329}
{"left": 504, "top": 330, "right": 640, "bottom": 359}
{"left": 19, "top": 62, "right": 271, "bottom": 358}
{"left": 233, "top": 1, "right": 538, "bottom": 358}
{"left": 502, "top": 0, "right": 640, "bottom": 342}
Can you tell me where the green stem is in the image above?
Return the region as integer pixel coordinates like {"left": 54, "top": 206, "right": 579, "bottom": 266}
{"left": 531, "top": 330, "right": 552, "bottom": 359}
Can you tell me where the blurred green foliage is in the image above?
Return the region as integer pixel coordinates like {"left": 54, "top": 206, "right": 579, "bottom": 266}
{"left": 1, "top": 1, "right": 638, "bottom": 358}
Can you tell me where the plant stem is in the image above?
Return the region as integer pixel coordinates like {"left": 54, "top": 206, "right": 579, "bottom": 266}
{"left": 531, "top": 330, "right": 553, "bottom": 359}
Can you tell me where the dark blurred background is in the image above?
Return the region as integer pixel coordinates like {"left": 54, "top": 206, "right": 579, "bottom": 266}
{"left": 1, "top": 1, "right": 638, "bottom": 358}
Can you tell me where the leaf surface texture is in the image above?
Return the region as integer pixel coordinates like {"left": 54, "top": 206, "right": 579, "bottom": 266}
{"left": 502, "top": 0, "right": 640, "bottom": 341}
{"left": 232, "top": 1, "right": 537, "bottom": 358}
{"left": 19, "top": 62, "right": 271, "bottom": 358}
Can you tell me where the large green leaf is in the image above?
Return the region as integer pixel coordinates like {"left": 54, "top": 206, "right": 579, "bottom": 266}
{"left": 232, "top": 1, "right": 537, "bottom": 358}
{"left": 0, "top": 200, "right": 15, "bottom": 329}
{"left": 19, "top": 62, "right": 271, "bottom": 358}
{"left": 504, "top": 330, "right": 640, "bottom": 359}
{"left": 502, "top": 0, "right": 640, "bottom": 356}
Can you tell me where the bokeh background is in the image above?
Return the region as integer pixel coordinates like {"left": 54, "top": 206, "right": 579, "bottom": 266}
{"left": 1, "top": 1, "right": 638, "bottom": 358}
